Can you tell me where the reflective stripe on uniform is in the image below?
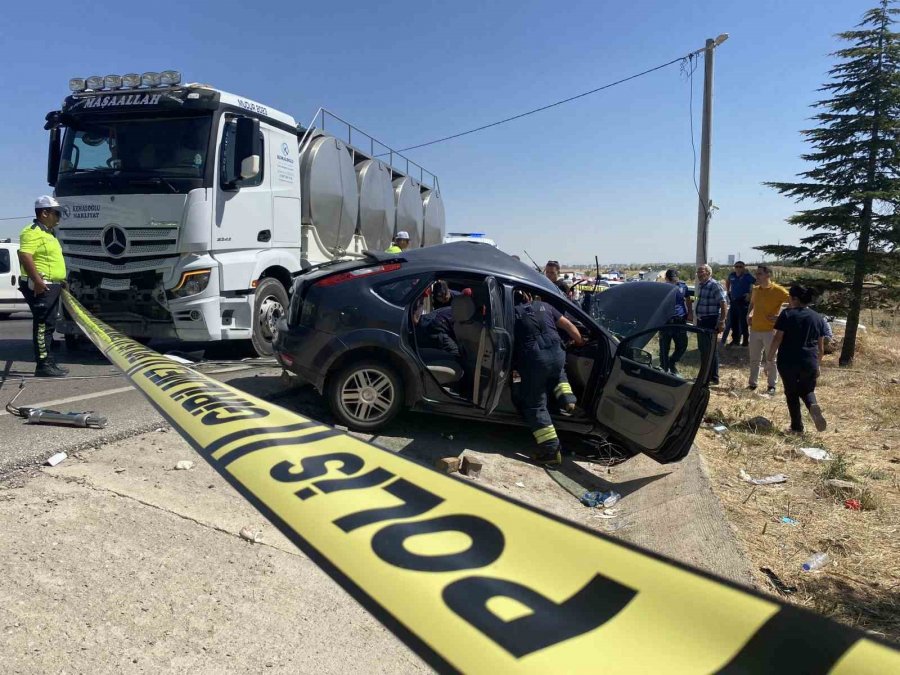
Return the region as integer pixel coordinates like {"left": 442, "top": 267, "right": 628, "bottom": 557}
{"left": 554, "top": 382, "right": 573, "bottom": 397}
{"left": 533, "top": 425, "right": 557, "bottom": 444}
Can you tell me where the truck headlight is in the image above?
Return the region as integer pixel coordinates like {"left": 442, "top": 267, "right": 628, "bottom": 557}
{"left": 168, "top": 270, "right": 211, "bottom": 299}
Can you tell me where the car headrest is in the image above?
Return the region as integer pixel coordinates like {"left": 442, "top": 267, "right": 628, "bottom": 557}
{"left": 451, "top": 294, "right": 477, "bottom": 322}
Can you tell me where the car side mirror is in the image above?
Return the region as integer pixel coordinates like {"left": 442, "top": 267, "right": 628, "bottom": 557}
{"left": 624, "top": 346, "right": 652, "bottom": 366}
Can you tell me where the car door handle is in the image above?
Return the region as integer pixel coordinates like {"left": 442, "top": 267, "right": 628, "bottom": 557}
{"left": 616, "top": 384, "right": 669, "bottom": 416}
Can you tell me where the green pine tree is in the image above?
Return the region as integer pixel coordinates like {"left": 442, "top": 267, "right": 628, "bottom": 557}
{"left": 758, "top": 0, "right": 900, "bottom": 366}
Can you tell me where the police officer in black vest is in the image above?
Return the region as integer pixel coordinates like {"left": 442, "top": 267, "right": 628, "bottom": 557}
{"left": 513, "top": 291, "right": 584, "bottom": 465}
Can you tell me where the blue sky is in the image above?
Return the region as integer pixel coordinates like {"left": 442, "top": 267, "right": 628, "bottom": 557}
{"left": 0, "top": 0, "right": 878, "bottom": 264}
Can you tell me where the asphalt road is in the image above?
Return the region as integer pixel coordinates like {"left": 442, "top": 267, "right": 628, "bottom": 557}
{"left": 0, "top": 315, "right": 320, "bottom": 473}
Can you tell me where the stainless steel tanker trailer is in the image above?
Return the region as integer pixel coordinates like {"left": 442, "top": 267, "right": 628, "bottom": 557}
{"left": 43, "top": 70, "right": 445, "bottom": 355}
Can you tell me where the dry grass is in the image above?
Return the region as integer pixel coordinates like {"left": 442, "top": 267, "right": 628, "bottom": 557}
{"left": 695, "top": 325, "right": 900, "bottom": 643}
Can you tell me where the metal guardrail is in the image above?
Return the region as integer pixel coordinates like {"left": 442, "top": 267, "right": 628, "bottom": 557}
{"left": 298, "top": 108, "right": 440, "bottom": 194}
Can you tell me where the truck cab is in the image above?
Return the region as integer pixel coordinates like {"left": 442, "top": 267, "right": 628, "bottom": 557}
{"left": 46, "top": 71, "right": 445, "bottom": 355}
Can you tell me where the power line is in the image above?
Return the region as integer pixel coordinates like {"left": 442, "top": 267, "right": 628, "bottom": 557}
{"left": 684, "top": 53, "right": 708, "bottom": 220}
{"left": 396, "top": 51, "right": 695, "bottom": 153}
{"left": 0, "top": 215, "right": 29, "bottom": 221}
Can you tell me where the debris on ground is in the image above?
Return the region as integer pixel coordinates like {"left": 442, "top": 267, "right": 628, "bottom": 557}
{"left": 514, "top": 482, "right": 525, "bottom": 488}
{"left": 114, "top": 467, "right": 126, "bottom": 474}
{"left": 739, "top": 469, "right": 787, "bottom": 485}
{"left": 760, "top": 567, "right": 798, "bottom": 595}
{"left": 593, "top": 508, "right": 619, "bottom": 519}
{"left": 825, "top": 478, "right": 856, "bottom": 490}
{"left": 45, "top": 452, "right": 67, "bottom": 467}
{"left": 239, "top": 527, "right": 262, "bottom": 543}
{"left": 747, "top": 416, "right": 774, "bottom": 433}
{"left": 798, "top": 447, "right": 832, "bottom": 461}
{"left": 844, "top": 499, "right": 862, "bottom": 511}
{"left": 460, "top": 453, "right": 484, "bottom": 479}
{"left": 581, "top": 490, "right": 621, "bottom": 508}
{"left": 434, "top": 457, "right": 461, "bottom": 474}
{"left": 174, "top": 460, "right": 195, "bottom": 471}
{"left": 802, "top": 552, "right": 830, "bottom": 572}
{"left": 712, "top": 425, "right": 728, "bottom": 434}
{"left": 780, "top": 516, "right": 799, "bottom": 526}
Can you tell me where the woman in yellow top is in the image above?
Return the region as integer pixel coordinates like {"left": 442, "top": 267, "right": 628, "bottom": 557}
{"left": 746, "top": 264, "right": 789, "bottom": 394}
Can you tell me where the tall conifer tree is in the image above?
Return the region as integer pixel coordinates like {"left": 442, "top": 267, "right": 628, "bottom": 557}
{"left": 759, "top": 0, "right": 900, "bottom": 365}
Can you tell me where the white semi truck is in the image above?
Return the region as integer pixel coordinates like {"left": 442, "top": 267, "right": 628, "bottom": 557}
{"left": 45, "top": 70, "right": 445, "bottom": 355}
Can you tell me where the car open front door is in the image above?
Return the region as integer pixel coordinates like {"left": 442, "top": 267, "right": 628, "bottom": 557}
{"left": 478, "top": 276, "right": 512, "bottom": 415}
{"left": 593, "top": 324, "right": 713, "bottom": 463}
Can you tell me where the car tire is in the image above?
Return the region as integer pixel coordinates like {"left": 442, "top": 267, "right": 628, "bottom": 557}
{"left": 327, "top": 359, "right": 404, "bottom": 432}
{"left": 251, "top": 277, "right": 289, "bottom": 357}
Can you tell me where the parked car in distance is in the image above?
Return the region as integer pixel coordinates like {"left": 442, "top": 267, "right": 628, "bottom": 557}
{"left": 274, "top": 243, "right": 714, "bottom": 464}
{"left": 0, "top": 240, "right": 30, "bottom": 318}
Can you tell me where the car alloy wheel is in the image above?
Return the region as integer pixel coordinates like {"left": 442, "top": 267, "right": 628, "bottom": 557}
{"left": 340, "top": 368, "right": 395, "bottom": 424}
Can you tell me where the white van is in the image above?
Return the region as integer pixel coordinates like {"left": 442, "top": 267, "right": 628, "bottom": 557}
{"left": 0, "top": 240, "right": 30, "bottom": 317}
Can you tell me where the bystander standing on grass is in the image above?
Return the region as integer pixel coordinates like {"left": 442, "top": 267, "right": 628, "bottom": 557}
{"left": 746, "top": 264, "right": 790, "bottom": 395}
{"left": 770, "top": 285, "right": 827, "bottom": 433}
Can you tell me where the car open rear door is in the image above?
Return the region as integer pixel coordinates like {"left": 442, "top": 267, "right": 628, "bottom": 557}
{"left": 593, "top": 324, "right": 713, "bottom": 463}
{"left": 477, "top": 276, "right": 512, "bottom": 415}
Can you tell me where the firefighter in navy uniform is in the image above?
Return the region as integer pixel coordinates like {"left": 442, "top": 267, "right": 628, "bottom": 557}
{"left": 18, "top": 196, "right": 69, "bottom": 378}
{"left": 512, "top": 291, "right": 584, "bottom": 465}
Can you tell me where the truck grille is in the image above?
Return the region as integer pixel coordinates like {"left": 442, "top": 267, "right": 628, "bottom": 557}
{"left": 60, "top": 226, "right": 178, "bottom": 258}
{"left": 64, "top": 255, "right": 176, "bottom": 275}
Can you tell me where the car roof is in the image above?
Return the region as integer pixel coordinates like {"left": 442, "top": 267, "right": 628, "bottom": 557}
{"left": 397, "top": 242, "right": 563, "bottom": 296}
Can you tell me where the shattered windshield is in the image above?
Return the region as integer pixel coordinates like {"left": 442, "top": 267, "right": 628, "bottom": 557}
{"left": 587, "top": 282, "right": 677, "bottom": 340}
{"left": 58, "top": 114, "right": 212, "bottom": 181}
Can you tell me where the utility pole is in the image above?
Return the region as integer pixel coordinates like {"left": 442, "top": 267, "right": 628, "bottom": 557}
{"left": 695, "top": 34, "right": 729, "bottom": 266}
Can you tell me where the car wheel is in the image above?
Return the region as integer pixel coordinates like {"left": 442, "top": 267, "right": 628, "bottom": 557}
{"left": 251, "top": 277, "right": 288, "bottom": 357}
{"left": 327, "top": 360, "right": 403, "bottom": 432}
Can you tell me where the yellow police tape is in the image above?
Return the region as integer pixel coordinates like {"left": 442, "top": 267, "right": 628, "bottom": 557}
{"left": 63, "top": 290, "right": 898, "bottom": 673}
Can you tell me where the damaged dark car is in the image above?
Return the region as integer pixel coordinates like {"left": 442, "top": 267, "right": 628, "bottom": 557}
{"left": 274, "top": 243, "right": 713, "bottom": 464}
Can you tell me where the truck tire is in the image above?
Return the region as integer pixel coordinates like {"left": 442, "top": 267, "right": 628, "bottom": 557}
{"left": 251, "top": 277, "right": 288, "bottom": 357}
{"left": 326, "top": 359, "right": 404, "bottom": 432}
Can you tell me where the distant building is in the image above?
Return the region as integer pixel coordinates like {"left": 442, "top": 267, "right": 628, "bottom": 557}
{"left": 727, "top": 254, "right": 735, "bottom": 265}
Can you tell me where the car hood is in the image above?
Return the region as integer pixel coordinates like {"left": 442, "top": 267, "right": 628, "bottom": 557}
{"left": 588, "top": 282, "right": 677, "bottom": 340}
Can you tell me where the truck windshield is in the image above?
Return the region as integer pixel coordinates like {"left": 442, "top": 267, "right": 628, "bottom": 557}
{"left": 56, "top": 113, "right": 212, "bottom": 194}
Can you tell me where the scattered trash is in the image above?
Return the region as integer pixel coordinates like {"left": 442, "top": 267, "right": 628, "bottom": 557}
{"left": 802, "top": 552, "right": 830, "bottom": 572}
{"left": 114, "top": 467, "right": 127, "bottom": 474}
{"left": 461, "top": 454, "right": 484, "bottom": 479}
{"left": 514, "top": 482, "right": 525, "bottom": 488}
{"left": 434, "top": 457, "right": 461, "bottom": 474}
{"left": 780, "top": 516, "right": 799, "bottom": 526}
{"left": 844, "top": 499, "right": 862, "bottom": 511}
{"left": 581, "top": 490, "right": 621, "bottom": 508}
{"left": 825, "top": 478, "right": 856, "bottom": 490}
{"left": 773, "top": 455, "right": 786, "bottom": 462}
{"left": 760, "top": 567, "right": 797, "bottom": 595}
{"left": 712, "top": 425, "right": 728, "bottom": 434}
{"left": 334, "top": 424, "right": 349, "bottom": 432}
{"left": 747, "top": 416, "right": 774, "bottom": 433}
{"left": 799, "top": 447, "right": 832, "bottom": 461}
{"left": 174, "top": 460, "right": 194, "bottom": 471}
{"left": 739, "top": 469, "right": 787, "bottom": 485}
{"left": 594, "top": 508, "right": 619, "bottom": 519}
{"left": 163, "top": 352, "right": 195, "bottom": 365}
{"left": 239, "top": 526, "right": 262, "bottom": 543}
{"left": 45, "top": 452, "right": 67, "bottom": 467}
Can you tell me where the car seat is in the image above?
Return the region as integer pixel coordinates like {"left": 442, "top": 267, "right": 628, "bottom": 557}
{"left": 451, "top": 292, "right": 487, "bottom": 402}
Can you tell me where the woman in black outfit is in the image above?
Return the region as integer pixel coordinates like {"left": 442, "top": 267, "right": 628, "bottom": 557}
{"left": 770, "top": 285, "right": 827, "bottom": 433}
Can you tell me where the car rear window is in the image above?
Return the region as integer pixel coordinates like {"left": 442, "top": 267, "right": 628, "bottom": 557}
{"left": 373, "top": 276, "right": 424, "bottom": 305}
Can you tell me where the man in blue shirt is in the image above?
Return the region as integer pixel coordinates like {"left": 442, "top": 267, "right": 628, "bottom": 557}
{"left": 659, "top": 269, "right": 694, "bottom": 375}
{"left": 726, "top": 261, "right": 755, "bottom": 347}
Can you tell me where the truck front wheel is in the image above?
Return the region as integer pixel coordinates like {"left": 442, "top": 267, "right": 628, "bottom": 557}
{"left": 251, "top": 277, "right": 288, "bottom": 357}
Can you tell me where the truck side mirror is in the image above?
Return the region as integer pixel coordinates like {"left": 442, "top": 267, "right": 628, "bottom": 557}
{"left": 47, "top": 126, "right": 61, "bottom": 187}
{"left": 236, "top": 117, "right": 261, "bottom": 180}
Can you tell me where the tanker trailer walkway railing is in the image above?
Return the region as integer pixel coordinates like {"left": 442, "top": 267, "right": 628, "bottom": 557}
{"left": 298, "top": 108, "right": 440, "bottom": 194}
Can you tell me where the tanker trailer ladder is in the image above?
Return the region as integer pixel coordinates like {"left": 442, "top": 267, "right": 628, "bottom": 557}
{"left": 299, "top": 108, "right": 440, "bottom": 194}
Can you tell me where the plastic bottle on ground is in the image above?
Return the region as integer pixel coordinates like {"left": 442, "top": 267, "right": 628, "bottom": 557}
{"left": 802, "top": 552, "right": 830, "bottom": 571}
